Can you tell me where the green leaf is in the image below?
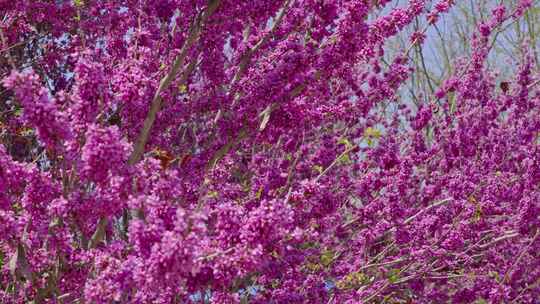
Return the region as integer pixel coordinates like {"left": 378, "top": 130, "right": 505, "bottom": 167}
{"left": 338, "top": 138, "right": 352, "bottom": 148}
{"left": 387, "top": 269, "right": 400, "bottom": 283}
{"left": 20, "top": 127, "right": 34, "bottom": 136}
{"left": 178, "top": 84, "right": 187, "bottom": 93}
{"left": 338, "top": 153, "right": 351, "bottom": 164}
{"left": 12, "top": 202, "right": 23, "bottom": 213}
{"left": 364, "top": 127, "right": 381, "bottom": 139}
{"left": 366, "top": 138, "right": 373, "bottom": 147}
{"left": 488, "top": 270, "right": 500, "bottom": 282}
{"left": 299, "top": 241, "right": 318, "bottom": 249}
{"left": 320, "top": 250, "right": 335, "bottom": 267}
{"left": 306, "top": 262, "right": 322, "bottom": 272}
{"left": 255, "top": 186, "right": 264, "bottom": 199}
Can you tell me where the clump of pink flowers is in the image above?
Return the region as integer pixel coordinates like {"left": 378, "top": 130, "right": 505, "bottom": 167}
{"left": 0, "top": 0, "right": 539, "bottom": 303}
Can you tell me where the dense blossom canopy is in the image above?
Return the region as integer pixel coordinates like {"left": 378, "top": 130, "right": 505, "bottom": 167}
{"left": 0, "top": 0, "right": 539, "bottom": 303}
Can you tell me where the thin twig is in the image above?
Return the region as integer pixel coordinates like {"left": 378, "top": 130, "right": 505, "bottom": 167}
{"left": 478, "top": 231, "right": 519, "bottom": 249}
{"left": 503, "top": 229, "right": 539, "bottom": 283}
{"left": 214, "top": 0, "right": 294, "bottom": 122}
{"left": 315, "top": 145, "right": 357, "bottom": 183}
{"left": 403, "top": 198, "right": 452, "bottom": 225}
{"left": 128, "top": 0, "right": 221, "bottom": 165}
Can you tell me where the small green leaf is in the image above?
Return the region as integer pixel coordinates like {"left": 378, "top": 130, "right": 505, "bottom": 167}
{"left": 299, "top": 241, "right": 318, "bottom": 249}
{"left": 255, "top": 186, "right": 263, "bottom": 199}
{"left": 364, "top": 127, "right": 381, "bottom": 139}
{"left": 366, "top": 138, "right": 373, "bottom": 147}
{"left": 20, "top": 127, "right": 34, "bottom": 136}
{"left": 338, "top": 153, "right": 351, "bottom": 164}
{"left": 306, "top": 262, "right": 322, "bottom": 272}
{"left": 178, "top": 84, "right": 187, "bottom": 93}
{"left": 338, "top": 138, "right": 352, "bottom": 148}
{"left": 320, "top": 250, "right": 335, "bottom": 267}
{"left": 387, "top": 269, "right": 400, "bottom": 283}
{"left": 488, "top": 271, "right": 500, "bottom": 282}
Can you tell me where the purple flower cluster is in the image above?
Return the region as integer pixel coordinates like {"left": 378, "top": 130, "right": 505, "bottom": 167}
{"left": 3, "top": 70, "right": 72, "bottom": 150}
{"left": 0, "top": 0, "right": 539, "bottom": 303}
{"left": 80, "top": 124, "right": 130, "bottom": 184}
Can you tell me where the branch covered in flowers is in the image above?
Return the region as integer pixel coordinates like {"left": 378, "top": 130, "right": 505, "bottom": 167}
{"left": 0, "top": 0, "right": 539, "bottom": 303}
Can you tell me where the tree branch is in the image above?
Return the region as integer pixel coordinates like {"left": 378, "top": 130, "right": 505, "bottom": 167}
{"left": 128, "top": 0, "right": 221, "bottom": 165}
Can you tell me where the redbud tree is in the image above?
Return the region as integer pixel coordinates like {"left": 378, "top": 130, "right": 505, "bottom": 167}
{"left": 0, "top": 0, "right": 539, "bottom": 303}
